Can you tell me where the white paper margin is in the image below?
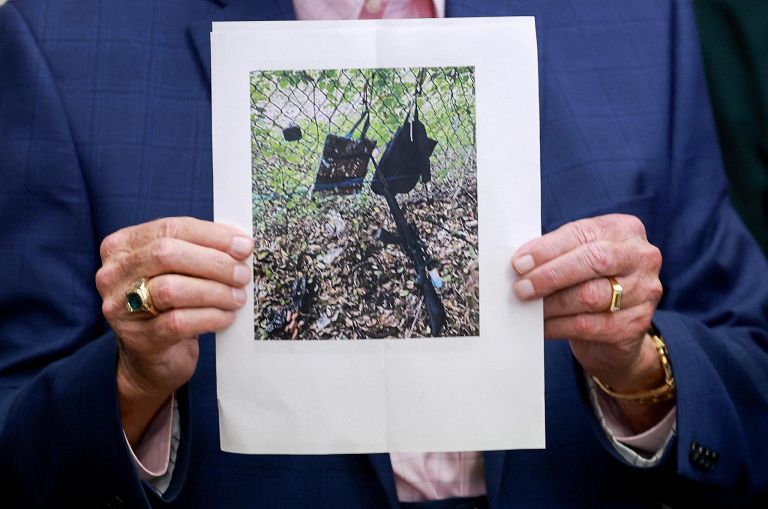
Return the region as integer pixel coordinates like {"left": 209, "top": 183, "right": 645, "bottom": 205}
{"left": 212, "top": 18, "right": 544, "bottom": 454}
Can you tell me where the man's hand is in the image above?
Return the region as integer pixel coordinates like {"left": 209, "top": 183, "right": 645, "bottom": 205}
{"left": 512, "top": 214, "right": 671, "bottom": 431}
{"left": 95, "top": 217, "right": 253, "bottom": 446}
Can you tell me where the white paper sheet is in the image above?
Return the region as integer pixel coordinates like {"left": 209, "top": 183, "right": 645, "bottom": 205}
{"left": 212, "top": 17, "right": 543, "bottom": 454}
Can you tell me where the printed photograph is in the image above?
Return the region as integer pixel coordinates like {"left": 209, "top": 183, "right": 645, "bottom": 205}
{"left": 250, "top": 66, "right": 478, "bottom": 339}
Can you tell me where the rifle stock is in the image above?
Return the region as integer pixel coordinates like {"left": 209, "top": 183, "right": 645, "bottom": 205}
{"left": 418, "top": 266, "right": 447, "bottom": 335}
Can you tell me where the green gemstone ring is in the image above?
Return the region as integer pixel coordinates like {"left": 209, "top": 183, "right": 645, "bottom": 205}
{"left": 125, "top": 277, "right": 158, "bottom": 316}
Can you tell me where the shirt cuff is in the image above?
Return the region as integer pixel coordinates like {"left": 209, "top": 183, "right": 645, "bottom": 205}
{"left": 124, "top": 395, "right": 174, "bottom": 481}
{"left": 587, "top": 376, "right": 676, "bottom": 467}
{"left": 595, "top": 387, "right": 676, "bottom": 452}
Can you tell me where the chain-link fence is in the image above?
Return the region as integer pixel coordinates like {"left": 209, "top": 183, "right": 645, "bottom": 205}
{"left": 250, "top": 66, "right": 478, "bottom": 339}
{"left": 250, "top": 67, "right": 475, "bottom": 212}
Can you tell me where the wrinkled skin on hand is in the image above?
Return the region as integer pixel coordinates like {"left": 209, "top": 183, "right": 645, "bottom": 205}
{"left": 512, "top": 214, "right": 670, "bottom": 431}
{"left": 96, "top": 217, "right": 253, "bottom": 445}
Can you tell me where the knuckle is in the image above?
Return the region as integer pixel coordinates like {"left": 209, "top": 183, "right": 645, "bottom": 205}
{"left": 150, "top": 238, "right": 177, "bottom": 268}
{"left": 628, "top": 313, "right": 651, "bottom": 339}
{"left": 623, "top": 215, "right": 646, "bottom": 238}
{"left": 579, "top": 282, "right": 604, "bottom": 311}
{"left": 573, "top": 314, "right": 593, "bottom": 336}
{"left": 620, "top": 306, "right": 652, "bottom": 338}
{"left": 152, "top": 278, "right": 175, "bottom": 308}
{"left": 101, "top": 298, "right": 119, "bottom": 320}
{"left": 572, "top": 221, "right": 598, "bottom": 245}
{"left": 593, "top": 215, "right": 613, "bottom": 235}
{"left": 537, "top": 238, "right": 557, "bottom": 259}
{"left": 585, "top": 242, "right": 611, "bottom": 274}
{"left": 159, "top": 217, "right": 183, "bottom": 239}
{"left": 648, "top": 245, "right": 663, "bottom": 271}
{"left": 542, "top": 265, "right": 561, "bottom": 288}
{"left": 600, "top": 214, "right": 644, "bottom": 238}
{"left": 100, "top": 231, "right": 123, "bottom": 261}
{"left": 94, "top": 266, "right": 111, "bottom": 294}
{"left": 95, "top": 262, "right": 123, "bottom": 295}
{"left": 164, "top": 310, "right": 187, "bottom": 337}
{"left": 119, "top": 250, "right": 138, "bottom": 278}
{"left": 648, "top": 279, "right": 664, "bottom": 303}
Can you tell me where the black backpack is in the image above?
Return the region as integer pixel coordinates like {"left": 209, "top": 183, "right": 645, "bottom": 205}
{"left": 371, "top": 104, "right": 437, "bottom": 196}
{"left": 312, "top": 109, "right": 375, "bottom": 196}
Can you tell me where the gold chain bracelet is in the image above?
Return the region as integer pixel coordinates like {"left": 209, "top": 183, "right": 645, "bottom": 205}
{"left": 591, "top": 331, "right": 676, "bottom": 404}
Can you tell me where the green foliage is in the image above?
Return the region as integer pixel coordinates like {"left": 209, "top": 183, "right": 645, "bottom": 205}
{"left": 250, "top": 66, "right": 476, "bottom": 230}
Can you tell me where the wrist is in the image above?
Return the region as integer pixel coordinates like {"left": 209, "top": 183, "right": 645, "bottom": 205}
{"left": 603, "top": 332, "right": 666, "bottom": 394}
{"left": 591, "top": 330, "right": 677, "bottom": 433}
{"left": 117, "top": 360, "right": 173, "bottom": 447}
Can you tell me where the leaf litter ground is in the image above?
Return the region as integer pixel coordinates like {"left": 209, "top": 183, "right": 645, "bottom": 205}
{"left": 253, "top": 173, "right": 479, "bottom": 340}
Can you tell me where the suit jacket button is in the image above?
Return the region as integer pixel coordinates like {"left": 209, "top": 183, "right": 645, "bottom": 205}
{"left": 105, "top": 495, "right": 124, "bottom": 509}
{"left": 689, "top": 441, "right": 719, "bottom": 471}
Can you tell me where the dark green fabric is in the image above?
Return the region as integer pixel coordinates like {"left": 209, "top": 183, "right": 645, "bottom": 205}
{"left": 694, "top": 0, "right": 768, "bottom": 254}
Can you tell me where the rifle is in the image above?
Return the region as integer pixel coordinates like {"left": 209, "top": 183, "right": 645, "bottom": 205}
{"left": 310, "top": 72, "right": 446, "bottom": 336}
{"left": 370, "top": 156, "right": 447, "bottom": 336}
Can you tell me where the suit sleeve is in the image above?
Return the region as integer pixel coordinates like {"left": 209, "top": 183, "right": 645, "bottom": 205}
{"left": 583, "top": 1, "right": 768, "bottom": 503}
{"left": 0, "top": 4, "right": 188, "bottom": 507}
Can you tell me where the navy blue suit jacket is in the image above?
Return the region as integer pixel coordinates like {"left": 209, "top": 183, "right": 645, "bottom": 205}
{"left": 1, "top": 0, "right": 766, "bottom": 507}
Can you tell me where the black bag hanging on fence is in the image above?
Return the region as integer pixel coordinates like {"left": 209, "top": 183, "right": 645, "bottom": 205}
{"left": 282, "top": 124, "right": 302, "bottom": 142}
{"left": 312, "top": 109, "right": 376, "bottom": 196}
{"left": 370, "top": 98, "right": 437, "bottom": 196}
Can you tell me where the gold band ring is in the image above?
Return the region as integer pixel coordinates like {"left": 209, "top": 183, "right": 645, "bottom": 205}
{"left": 125, "top": 277, "right": 158, "bottom": 316}
{"left": 607, "top": 276, "right": 623, "bottom": 312}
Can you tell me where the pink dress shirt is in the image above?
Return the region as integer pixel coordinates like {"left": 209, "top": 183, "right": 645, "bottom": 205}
{"left": 128, "top": 0, "right": 677, "bottom": 503}
{"left": 293, "top": 0, "right": 443, "bottom": 21}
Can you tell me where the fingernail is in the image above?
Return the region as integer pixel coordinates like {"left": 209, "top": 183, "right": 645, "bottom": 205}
{"left": 231, "top": 236, "right": 253, "bottom": 257}
{"left": 514, "top": 254, "right": 535, "bottom": 274}
{"left": 514, "top": 279, "right": 535, "bottom": 299}
{"left": 233, "top": 264, "right": 250, "bottom": 285}
{"left": 232, "top": 287, "right": 247, "bottom": 305}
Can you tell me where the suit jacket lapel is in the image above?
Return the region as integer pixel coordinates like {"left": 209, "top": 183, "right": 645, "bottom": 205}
{"left": 483, "top": 451, "right": 507, "bottom": 508}
{"left": 189, "top": 20, "right": 214, "bottom": 88}
{"left": 187, "top": 0, "right": 297, "bottom": 86}
{"left": 369, "top": 453, "right": 401, "bottom": 509}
